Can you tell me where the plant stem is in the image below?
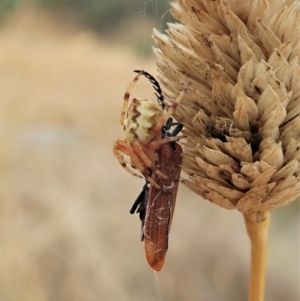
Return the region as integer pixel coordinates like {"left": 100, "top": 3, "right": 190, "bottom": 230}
{"left": 244, "top": 211, "right": 271, "bottom": 301}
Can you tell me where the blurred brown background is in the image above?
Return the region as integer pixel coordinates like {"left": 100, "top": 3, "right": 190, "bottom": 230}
{"left": 0, "top": 2, "right": 299, "bottom": 301}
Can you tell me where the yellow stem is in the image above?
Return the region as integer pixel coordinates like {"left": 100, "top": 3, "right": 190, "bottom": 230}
{"left": 244, "top": 211, "right": 271, "bottom": 301}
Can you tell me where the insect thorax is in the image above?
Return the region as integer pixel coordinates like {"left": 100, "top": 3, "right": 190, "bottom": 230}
{"left": 124, "top": 98, "right": 163, "bottom": 144}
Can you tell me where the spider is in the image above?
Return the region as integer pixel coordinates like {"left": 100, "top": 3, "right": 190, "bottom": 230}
{"left": 113, "top": 70, "right": 189, "bottom": 189}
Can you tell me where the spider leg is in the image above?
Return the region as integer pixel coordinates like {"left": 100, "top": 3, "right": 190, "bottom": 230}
{"left": 149, "top": 136, "right": 182, "bottom": 149}
{"left": 120, "top": 71, "right": 144, "bottom": 125}
{"left": 134, "top": 70, "right": 165, "bottom": 109}
{"left": 152, "top": 82, "right": 191, "bottom": 138}
{"left": 113, "top": 141, "right": 143, "bottom": 178}
{"left": 117, "top": 138, "right": 156, "bottom": 164}
{"left": 138, "top": 143, "right": 158, "bottom": 163}
{"left": 115, "top": 140, "right": 132, "bottom": 155}
{"left": 132, "top": 141, "right": 168, "bottom": 179}
{"left": 127, "top": 142, "right": 161, "bottom": 189}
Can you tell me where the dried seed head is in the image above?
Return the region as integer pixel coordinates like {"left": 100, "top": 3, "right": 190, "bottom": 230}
{"left": 153, "top": 0, "right": 300, "bottom": 213}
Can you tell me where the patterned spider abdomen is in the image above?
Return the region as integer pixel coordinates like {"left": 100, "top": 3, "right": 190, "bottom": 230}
{"left": 123, "top": 98, "right": 163, "bottom": 144}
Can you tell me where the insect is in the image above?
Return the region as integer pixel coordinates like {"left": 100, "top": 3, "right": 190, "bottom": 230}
{"left": 130, "top": 117, "right": 184, "bottom": 271}
{"left": 113, "top": 70, "right": 189, "bottom": 189}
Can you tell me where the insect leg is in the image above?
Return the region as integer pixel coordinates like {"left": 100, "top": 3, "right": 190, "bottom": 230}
{"left": 130, "top": 181, "right": 149, "bottom": 241}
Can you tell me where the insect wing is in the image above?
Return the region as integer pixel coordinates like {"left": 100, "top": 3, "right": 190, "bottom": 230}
{"left": 144, "top": 142, "right": 182, "bottom": 271}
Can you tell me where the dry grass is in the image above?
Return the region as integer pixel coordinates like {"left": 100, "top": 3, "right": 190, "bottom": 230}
{"left": 0, "top": 9, "right": 299, "bottom": 301}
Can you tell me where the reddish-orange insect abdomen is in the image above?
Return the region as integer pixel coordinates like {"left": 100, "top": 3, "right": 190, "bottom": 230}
{"left": 144, "top": 142, "right": 182, "bottom": 271}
